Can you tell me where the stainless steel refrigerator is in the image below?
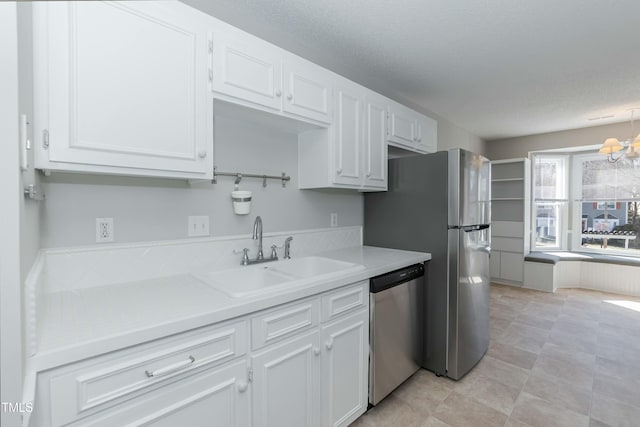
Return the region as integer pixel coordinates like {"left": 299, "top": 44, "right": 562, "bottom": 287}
{"left": 364, "top": 148, "right": 491, "bottom": 380}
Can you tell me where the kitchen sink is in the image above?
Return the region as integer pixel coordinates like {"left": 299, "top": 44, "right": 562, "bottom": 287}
{"left": 270, "top": 256, "right": 362, "bottom": 278}
{"left": 197, "top": 256, "right": 364, "bottom": 298}
{"left": 196, "top": 266, "right": 297, "bottom": 298}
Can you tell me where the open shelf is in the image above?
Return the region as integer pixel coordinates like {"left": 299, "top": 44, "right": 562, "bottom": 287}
{"left": 492, "top": 177, "right": 524, "bottom": 182}
{"left": 490, "top": 158, "right": 530, "bottom": 286}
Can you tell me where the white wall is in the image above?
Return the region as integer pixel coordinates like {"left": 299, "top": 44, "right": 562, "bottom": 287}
{"left": 1, "top": 4, "right": 24, "bottom": 426}
{"left": 432, "top": 111, "right": 486, "bottom": 155}
{"left": 40, "top": 115, "right": 364, "bottom": 248}
{"left": 486, "top": 121, "right": 631, "bottom": 160}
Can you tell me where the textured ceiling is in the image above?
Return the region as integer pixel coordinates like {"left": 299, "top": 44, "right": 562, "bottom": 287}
{"left": 183, "top": 0, "right": 640, "bottom": 140}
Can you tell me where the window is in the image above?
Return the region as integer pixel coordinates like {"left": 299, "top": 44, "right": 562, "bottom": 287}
{"left": 596, "top": 201, "right": 616, "bottom": 210}
{"left": 532, "top": 154, "right": 568, "bottom": 250}
{"left": 573, "top": 153, "right": 640, "bottom": 254}
{"left": 531, "top": 149, "right": 640, "bottom": 256}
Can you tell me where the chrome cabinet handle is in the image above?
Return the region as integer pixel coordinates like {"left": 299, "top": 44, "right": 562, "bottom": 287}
{"left": 237, "top": 381, "right": 249, "bottom": 393}
{"left": 145, "top": 356, "right": 195, "bottom": 378}
{"left": 275, "top": 89, "right": 282, "bottom": 97}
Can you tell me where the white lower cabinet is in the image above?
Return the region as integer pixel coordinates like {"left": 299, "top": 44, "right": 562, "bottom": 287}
{"left": 72, "top": 359, "right": 251, "bottom": 427}
{"left": 251, "top": 330, "right": 322, "bottom": 427}
{"left": 33, "top": 282, "right": 369, "bottom": 427}
{"left": 321, "top": 309, "right": 369, "bottom": 427}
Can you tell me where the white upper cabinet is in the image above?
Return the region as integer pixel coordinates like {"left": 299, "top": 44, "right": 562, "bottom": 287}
{"left": 387, "top": 100, "right": 437, "bottom": 154}
{"left": 282, "top": 54, "right": 332, "bottom": 124}
{"left": 211, "top": 27, "right": 283, "bottom": 112}
{"left": 299, "top": 78, "right": 387, "bottom": 191}
{"left": 387, "top": 101, "right": 418, "bottom": 148}
{"left": 363, "top": 92, "right": 388, "bottom": 189}
{"left": 31, "top": 1, "right": 434, "bottom": 183}
{"left": 33, "top": 1, "right": 214, "bottom": 179}
{"left": 416, "top": 114, "right": 437, "bottom": 153}
{"left": 333, "top": 82, "right": 364, "bottom": 187}
{"left": 211, "top": 26, "right": 332, "bottom": 126}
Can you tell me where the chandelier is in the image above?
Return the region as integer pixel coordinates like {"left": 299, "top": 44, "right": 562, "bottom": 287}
{"left": 599, "top": 109, "right": 640, "bottom": 162}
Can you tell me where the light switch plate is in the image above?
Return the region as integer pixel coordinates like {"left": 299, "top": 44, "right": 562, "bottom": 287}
{"left": 188, "top": 215, "right": 210, "bottom": 237}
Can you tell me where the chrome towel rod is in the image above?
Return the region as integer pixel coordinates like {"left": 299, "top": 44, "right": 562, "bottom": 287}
{"left": 213, "top": 167, "right": 291, "bottom": 187}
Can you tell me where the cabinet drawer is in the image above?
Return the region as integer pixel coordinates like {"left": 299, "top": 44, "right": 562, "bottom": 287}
{"left": 492, "top": 237, "right": 524, "bottom": 252}
{"left": 321, "top": 282, "right": 368, "bottom": 322}
{"left": 251, "top": 297, "right": 320, "bottom": 350}
{"left": 48, "top": 319, "right": 248, "bottom": 426}
{"left": 492, "top": 221, "right": 524, "bottom": 238}
{"left": 500, "top": 252, "right": 524, "bottom": 282}
{"left": 69, "top": 359, "right": 250, "bottom": 427}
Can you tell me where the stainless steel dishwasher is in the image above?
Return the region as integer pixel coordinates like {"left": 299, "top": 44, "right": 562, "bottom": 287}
{"left": 369, "top": 263, "right": 425, "bottom": 405}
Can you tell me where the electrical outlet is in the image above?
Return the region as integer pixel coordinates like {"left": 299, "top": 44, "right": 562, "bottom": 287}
{"left": 188, "top": 215, "right": 210, "bottom": 237}
{"left": 96, "top": 218, "right": 114, "bottom": 243}
{"left": 330, "top": 212, "right": 338, "bottom": 227}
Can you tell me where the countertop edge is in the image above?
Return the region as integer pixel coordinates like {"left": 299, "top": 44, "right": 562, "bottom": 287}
{"left": 28, "top": 246, "right": 430, "bottom": 372}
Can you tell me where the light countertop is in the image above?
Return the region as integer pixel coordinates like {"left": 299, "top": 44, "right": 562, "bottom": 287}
{"left": 31, "top": 245, "right": 430, "bottom": 371}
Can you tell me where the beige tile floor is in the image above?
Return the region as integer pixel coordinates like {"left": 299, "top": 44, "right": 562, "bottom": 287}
{"left": 352, "top": 283, "right": 640, "bottom": 427}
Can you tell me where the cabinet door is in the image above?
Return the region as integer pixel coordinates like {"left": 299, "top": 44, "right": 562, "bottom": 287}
{"left": 283, "top": 54, "right": 332, "bottom": 124}
{"left": 73, "top": 360, "right": 250, "bottom": 427}
{"left": 37, "top": 1, "right": 213, "bottom": 177}
{"left": 363, "top": 93, "right": 388, "bottom": 189}
{"left": 387, "top": 102, "right": 417, "bottom": 148}
{"left": 251, "top": 330, "right": 321, "bottom": 427}
{"left": 211, "top": 27, "right": 283, "bottom": 112}
{"left": 500, "top": 252, "right": 524, "bottom": 283}
{"left": 321, "top": 309, "right": 369, "bottom": 427}
{"left": 333, "top": 82, "right": 363, "bottom": 186}
{"left": 415, "top": 114, "right": 437, "bottom": 153}
{"left": 490, "top": 250, "right": 501, "bottom": 280}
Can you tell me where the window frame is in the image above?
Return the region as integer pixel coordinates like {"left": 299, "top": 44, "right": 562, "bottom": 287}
{"left": 571, "top": 152, "right": 640, "bottom": 256}
{"left": 530, "top": 153, "right": 569, "bottom": 252}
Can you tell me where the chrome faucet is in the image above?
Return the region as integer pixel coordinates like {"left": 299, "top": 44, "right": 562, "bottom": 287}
{"left": 253, "top": 216, "right": 264, "bottom": 260}
{"left": 240, "top": 216, "right": 279, "bottom": 265}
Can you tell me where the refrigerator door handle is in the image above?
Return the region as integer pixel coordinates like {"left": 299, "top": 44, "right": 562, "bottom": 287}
{"left": 462, "top": 224, "right": 490, "bottom": 232}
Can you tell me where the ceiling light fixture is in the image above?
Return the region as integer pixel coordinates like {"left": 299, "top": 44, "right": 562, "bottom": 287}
{"left": 599, "top": 108, "right": 640, "bottom": 162}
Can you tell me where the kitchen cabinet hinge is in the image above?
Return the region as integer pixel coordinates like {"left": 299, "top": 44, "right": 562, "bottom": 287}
{"left": 248, "top": 367, "right": 253, "bottom": 383}
{"left": 42, "top": 129, "right": 49, "bottom": 149}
